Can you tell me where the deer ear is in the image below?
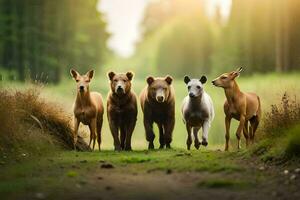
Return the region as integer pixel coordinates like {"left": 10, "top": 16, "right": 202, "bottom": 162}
{"left": 108, "top": 71, "right": 115, "bottom": 80}
{"left": 146, "top": 76, "right": 154, "bottom": 85}
{"left": 165, "top": 75, "right": 173, "bottom": 85}
{"left": 126, "top": 71, "right": 134, "bottom": 81}
{"left": 200, "top": 76, "right": 207, "bottom": 84}
{"left": 184, "top": 76, "right": 190, "bottom": 84}
{"left": 70, "top": 69, "right": 79, "bottom": 79}
{"left": 236, "top": 67, "right": 243, "bottom": 73}
{"left": 86, "top": 70, "right": 94, "bottom": 79}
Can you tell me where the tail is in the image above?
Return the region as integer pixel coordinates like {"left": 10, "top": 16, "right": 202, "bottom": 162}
{"left": 257, "top": 96, "right": 261, "bottom": 121}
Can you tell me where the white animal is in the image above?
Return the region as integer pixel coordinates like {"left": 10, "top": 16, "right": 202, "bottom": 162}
{"left": 181, "top": 75, "right": 215, "bottom": 150}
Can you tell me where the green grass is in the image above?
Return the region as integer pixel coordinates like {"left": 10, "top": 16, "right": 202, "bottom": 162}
{"left": 2, "top": 72, "right": 300, "bottom": 151}
{"left": 250, "top": 124, "right": 300, "bottom": 162}
{"left": 0, "top": 149, "right": 248, "bottom": 197}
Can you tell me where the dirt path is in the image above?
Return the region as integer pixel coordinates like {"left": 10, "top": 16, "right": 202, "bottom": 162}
{"left": 1, "top": 149, "right": 300, "bottom": 200}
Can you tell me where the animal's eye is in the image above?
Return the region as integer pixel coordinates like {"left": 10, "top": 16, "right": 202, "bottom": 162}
{"left": 113, "top": 79, "right": 118, "bottom": 82}
{"left": 123, "top": 79, "right": 127, "bottom": 82}
{"left": 188, "top": 86, "right": 191, "bottom": 89}
{"left": 86, "top": 80, "right": 90, "bottom": 83}
{"left": 221, "top": 76, "right": 227, "bottom": 79}
{"left": 197, "top": 86, "right": 201, "bottom": 89}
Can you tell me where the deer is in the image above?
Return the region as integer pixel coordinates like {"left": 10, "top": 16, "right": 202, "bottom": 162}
{"left": 212, "top": 67, "right": 261, "bottom": 151}
{"left": 70, "top": 69, "right": 104, "bottom": 150}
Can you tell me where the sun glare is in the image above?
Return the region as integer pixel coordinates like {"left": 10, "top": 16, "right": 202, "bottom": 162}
{"left": 206, "top": 0, "right": 232, "bottom": 20}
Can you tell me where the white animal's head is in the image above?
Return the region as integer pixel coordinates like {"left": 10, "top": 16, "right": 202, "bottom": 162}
{"left": 184, "top": 75, "right": 207, "bottom": 98}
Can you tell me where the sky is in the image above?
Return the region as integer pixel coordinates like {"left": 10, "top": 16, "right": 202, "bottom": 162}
{"left": 98, "top": 0, "right": 232, "bottom": 58}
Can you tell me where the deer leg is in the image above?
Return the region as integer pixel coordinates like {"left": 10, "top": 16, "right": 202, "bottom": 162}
{"left": 89, "top": 119, "right": 97, "bottom": 150}
{"left": 243, "top": 120, "right": 249, "bottom": 147}
{"left": 73, "top": 118, "right": 80, "bottom": 150}
{"left": 96, "top": 117, "right": 103, "bottom": 151}
{"left": 236, "top": 115, "right": 246, "bottom": 150}
{"left": 225, "top": 116, "right": 231, "bottom": 151}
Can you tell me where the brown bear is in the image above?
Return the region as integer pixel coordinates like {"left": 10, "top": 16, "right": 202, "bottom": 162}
{"left": 140, "top": 75, "right": 175, "bottom": 149}
{"left": 107, "top": 71, "right": 138, "bottom": 151}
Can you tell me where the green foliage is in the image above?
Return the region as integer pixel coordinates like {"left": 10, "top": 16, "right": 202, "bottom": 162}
{"left": 130, "top": 0, "right": 300, "bottom": 77}
{"left": 285, "top": 125, "right": 300, "bottom": 158}
{"left": 0, "top": 0, "right": 109, "bottom": 83}
{"left": 249, "top": 92, "right": 300, "bottom": 162}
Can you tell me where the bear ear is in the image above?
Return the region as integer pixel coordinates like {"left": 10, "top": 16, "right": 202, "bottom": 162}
{"left": 200, "top": 76, "right": 207, "bottom": 84}
{"left": 126, "top": 71, "right": 134, "bottom": 81}
{"left": 184, "top": 75, "right": 190, "bottom": 84}
{"left": 165, "top": 75, "right": 173, "bottom": 85}
{"left": 146, "top": 76, "right": 154, "bottom": 85}
{"left": 86, "top": 69, "right": 94, "bottom": 80}
{"left": 70, "top": 68, "right": 80, "bottom": 79}
{"left": 108, "top": 71, "right": 115, "bottom": 80}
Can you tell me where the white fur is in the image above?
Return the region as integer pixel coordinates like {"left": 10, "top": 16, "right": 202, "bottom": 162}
{"left": 182, "top": 79, "right": 214, "bottom": 142}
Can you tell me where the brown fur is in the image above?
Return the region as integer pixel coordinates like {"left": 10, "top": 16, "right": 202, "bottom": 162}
{"left": 140, "top": 75, "right": 175, "bottom": 149}
{"left": 212, "top": 67, "right": 261, "bottom": 151}
{"left": 70, "top": 69, "right": 104, "bottom": 150}
{"left": 107, "top": 71, "right": 137, "bottom": 151}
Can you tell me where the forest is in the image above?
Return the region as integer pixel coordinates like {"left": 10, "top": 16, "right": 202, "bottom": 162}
{"left": 0, "top": 0, "right": 109, "bottom": 83}
{"left": 1, "top": 0, "right": 300, "bottom": 82}
{"left": 129, "top": 0, "right": 300, "bottom": 77}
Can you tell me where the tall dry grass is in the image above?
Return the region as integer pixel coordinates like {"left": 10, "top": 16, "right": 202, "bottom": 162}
{"left": 253, "top": 92, "right": 300, "bottom": 160}
{"left": 0, "top": 88, "right": 89, "bottom": 155}
{"left": 263, "top": 92, "right": 300, "bottom": 136}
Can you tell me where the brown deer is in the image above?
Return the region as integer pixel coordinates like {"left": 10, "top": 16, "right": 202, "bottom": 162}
{"left": 70, "top": 69, "right": 104, "bottom": 150}
{"left": 212, "top": 67, "right": 261, "bottom": 151}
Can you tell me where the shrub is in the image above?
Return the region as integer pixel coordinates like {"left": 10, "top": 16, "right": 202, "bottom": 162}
{"left": 263, "top": 92, "right": 300, "bottom": 137}
{"left": 0, "top": 88, "right": 89, "bottom": 155}
{"left": 254, "top": 92, "right": 300, "bottom": 160}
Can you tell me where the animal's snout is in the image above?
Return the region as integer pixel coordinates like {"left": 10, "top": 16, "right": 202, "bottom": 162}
{"left": 79, "top": 85, "right": 84, "bottom": 91}
{"left": 116, "top": 85, "right": 124, "bottom": 93}
{"left": 156, "top": 95, "right": 164, "bottom": 102}
{"left": 189, "top": 93, "right": 195, "bottom": 98}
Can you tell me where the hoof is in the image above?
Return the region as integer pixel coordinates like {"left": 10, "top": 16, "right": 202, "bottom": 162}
{"left": 148, "top": 142, "right": 154, "bottom": 150}
{"left": 194, "top": 142, "right": 200, "bottom": 149}
{"left": 201, "top": 140, "right": 208, "bottom": 147}
{"left": 114, "top": 146, "right": 122, "bottom": 151}
{"left": 124, "top": 146, "right": 132, "bottom": 151}
{"left": 166, "top": 144, "right": 171, "bottom": 149}
{"left": 159, "top": 144, "right": 165, "bottom": 149}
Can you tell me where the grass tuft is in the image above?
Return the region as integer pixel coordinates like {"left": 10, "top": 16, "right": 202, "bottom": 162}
{"left": 252, "top": 93, "right": 300, "bottom": 162}
{"left": 0, "top": 88, "right": 89, "bottom": 157}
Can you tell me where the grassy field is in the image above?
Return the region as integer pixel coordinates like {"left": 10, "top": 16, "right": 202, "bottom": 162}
{"left": 3, "top": 72, "right": 300, "bottom": 150}
{"left": 1, "top": 72, "right": 300, "bottom": 199}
